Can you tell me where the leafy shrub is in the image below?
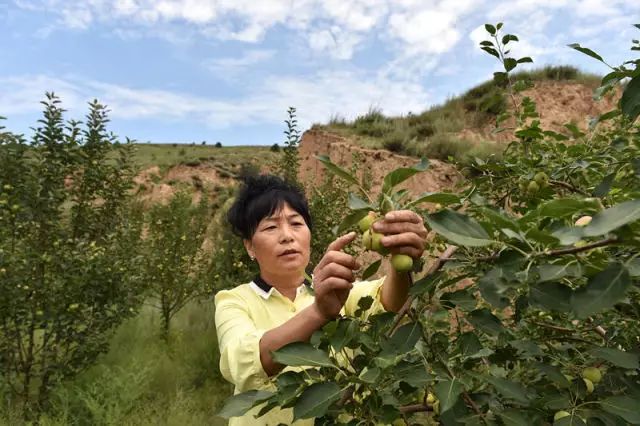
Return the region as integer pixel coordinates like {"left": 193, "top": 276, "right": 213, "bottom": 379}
{"left": 0, "top": 94, "right": 145, "bottom": 417}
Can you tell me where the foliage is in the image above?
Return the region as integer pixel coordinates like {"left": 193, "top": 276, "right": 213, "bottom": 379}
{"left": 220, "top": 24, "right": 640, "bottom": 425}
{"left": 0, "top": 94, "right": 145, "bottom": 418}
{"left": 277, "top": 106, "right": 302, "bottom": 187}
{"left": 141, "top": 191, "right": 213, "bottom": 338}
{"left": 1, "top": 301, "right": 231, "bottom": 425}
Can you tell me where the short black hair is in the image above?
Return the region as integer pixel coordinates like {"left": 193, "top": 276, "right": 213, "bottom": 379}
{"left": 227, "top": 175, "right": 313, "bottom": 239}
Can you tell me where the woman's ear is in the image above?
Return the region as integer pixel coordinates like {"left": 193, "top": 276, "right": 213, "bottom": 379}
{"left": 243, "top": 239, "right": 255, "bottom": 260}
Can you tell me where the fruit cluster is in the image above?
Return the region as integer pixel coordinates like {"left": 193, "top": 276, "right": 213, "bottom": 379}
{"left": 518, "top": 171, "right": 549, "bottom": 195}
{"left": 554, "top": 367, "right": 603, "bottom": 422}
{"left": 358, "top": 212, "right": 414, "bottom": 272}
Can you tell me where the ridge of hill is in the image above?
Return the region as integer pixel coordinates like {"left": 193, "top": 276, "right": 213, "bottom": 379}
{"left": 313, "top": 65, "right": 617, "bottom": 163}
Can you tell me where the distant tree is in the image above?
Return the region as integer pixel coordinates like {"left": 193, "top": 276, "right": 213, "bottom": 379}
{"left": 201, "top": 141, "right": 206, "bottom": 145}
{"left": 276, "top": 107, "right": 301, "bottom": 187}
{"left": 215, "top": 142, "right": 222, "bottom": 148}
{"left": 270, "top": 143, "right": 280, "bottom": 152}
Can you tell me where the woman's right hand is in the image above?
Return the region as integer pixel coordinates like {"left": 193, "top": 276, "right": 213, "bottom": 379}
{"left": 311, "top": 232, "right": 360, "bottom": 321}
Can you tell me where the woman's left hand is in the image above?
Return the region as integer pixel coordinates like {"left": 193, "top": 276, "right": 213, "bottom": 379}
{"left": 371, "top": 210, "right": 428, "bottom": 259}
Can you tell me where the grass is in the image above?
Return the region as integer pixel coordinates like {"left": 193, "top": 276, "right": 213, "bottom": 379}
{"left": 131, "top": 143, "right": 279, "bottom": 172}
{"left": 1, "top": 300, "right": 232, "bottom": 426}
{"left": 319, "top": 65, "right": 602, "bottom": 163}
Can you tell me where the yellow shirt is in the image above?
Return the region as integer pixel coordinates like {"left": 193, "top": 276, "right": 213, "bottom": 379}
{"left": 214, "top": 276, "right": 386, "bottom": 426}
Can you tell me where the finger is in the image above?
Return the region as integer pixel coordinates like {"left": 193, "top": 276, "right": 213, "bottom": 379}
{"left": 388, "top": 245, "right": 423, "bottom": 259}
{"left": 372, "top": 221, "right": 427, "bottom": 237}
{"left": 314, "top": 262, "right": 356, "bottom": 285}
{"left": 315, "top": 249, "right": 359, "bottom": 271}
{"left": 322, "top": 277, "right": 354, "bottom": 292}
{"left": 381, "top": 232, "right": 426, "bottom": 250}
{"left": 382, "top": 210, "right": 422, "bottom": 224}
{"left": 326, "top": 231, "right": 357, "bottom": 252}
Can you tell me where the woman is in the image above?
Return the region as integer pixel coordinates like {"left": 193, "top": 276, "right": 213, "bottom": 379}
{"left": 215, "top": 175, "right": 427, "bottom": 425}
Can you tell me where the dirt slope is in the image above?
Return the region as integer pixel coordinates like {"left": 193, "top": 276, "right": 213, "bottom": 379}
{"left": 298, "top": 129, "right": 462, "bottom": 197}
{"left": 459, "top": 80, "right": 619, "bottom": 144}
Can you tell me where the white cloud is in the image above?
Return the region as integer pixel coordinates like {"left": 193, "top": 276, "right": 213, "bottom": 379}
{"left": 0, "top": 71, "right": 431, "bottom": 130}
{"left": 205, "top": 49, "right": 275, "bottom": 74}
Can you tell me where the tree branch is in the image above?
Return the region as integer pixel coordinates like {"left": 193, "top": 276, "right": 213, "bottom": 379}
{"left": 399, "top": 403, "right": 433, "bottom": 414}
{"left": 550, "top": 179, "right": 590, "bottom": 196}
{"left": 547, "top": 237, "right": 617, "bottom": 256}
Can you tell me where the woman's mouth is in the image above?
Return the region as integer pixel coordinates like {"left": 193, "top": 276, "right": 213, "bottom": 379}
{"left": 279, "top": 249, "right": 299, "bottom": 257}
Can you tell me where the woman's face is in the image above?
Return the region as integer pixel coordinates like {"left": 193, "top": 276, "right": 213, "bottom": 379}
{"left": 244, "top": 202, "right": 311, "bottom": 279}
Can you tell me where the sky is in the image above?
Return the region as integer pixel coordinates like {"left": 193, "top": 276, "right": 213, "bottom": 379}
{"left": 1, "top": 1, "right": 639, "bottom": 146}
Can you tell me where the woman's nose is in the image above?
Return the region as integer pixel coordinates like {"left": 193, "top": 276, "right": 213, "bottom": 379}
{"left": 279, "top": 224, "right": 295, "bottom": 242}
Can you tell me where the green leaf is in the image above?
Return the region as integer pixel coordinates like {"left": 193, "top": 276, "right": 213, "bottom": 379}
{"left": 381, "top": 158, "right": 428, "bottom": 194}
{"left": 537, "top": 263, "right": 583, "bottom": 283}
{"left": 406, "top": 192, "right": 460, "bottom": 207}
{"left": 498, "top": 409, "right": 530, "bottom": 426}
{"left": 555, "top": 415, "right": 586, "bottom": 426}
{"left": 571, "top": 263, "right": 631, "bottom": 319}
{"left": 593, "top": 173, "right": 616, "bottom": 197}
{"left": 434, "top": 378, "right": 463, "bottom": 413}
{"left": 478, "top": 266, "right": 513, "bottom": 309}
{"left": 359, "top": 366, "right": 381, "bottom": 384}
{"left": 394, "top": 361, "right": 433, "bottom": 387}
{"left": 336, "top": 209, "right": 369, "bottom": 234}
{"left": 457, "top": 332, "right": 483, "bottom": 359}
{"left": 482, "top": 46, "right": 500, "bottom": 59}
{"left": 485, "top": 24, "right": 496, "bottom": 35}
{"left": 530, "top": 282, "right": 573, "bottom": 312}
{"left": 468, "top": 309, "right": 505, "bottom": 336}
{"left": 485, "top": 376, "right": 531, "bottom": 404}
{"left": 293, "top": 382, "right": 342, "bottom": 420}
{"left": 330, "top": 318, "right": 357, "bottom": 352}
{"left": 502, "top": 34, "right": 519, "bottom": 45}
{"left": 348, "top": 193, "right": 373, "bottom": 210}
{"left": 509, "top": 339, "right": 543, "bottom": 358}
{"left": 426, "top": 210, "right": 493, "bottom": 247}
{"left": 534, "top": 363, "right": 571, "bottom": 388}
{"left": 599, "top": 396, "right": 640, "bottom": 424}
{"left": 441, "top": 288, "right": 478, "bottom": 311}
{"left": 271, "top": 342, "right": 335, "bottom": 368}
{"left": 568, "top": 43, "right": 605, "bottom": 63}
{"left": 362, "top": 259, "right": 381, "bottom": 281}
{"left": 621, "top": 75, "right": 640, "bottom": 121}
{"left": 590, "top": 347, "right": 640, "bottom": 369}
{"left": 517, "top": 56, "right": 533, "bottom": 63}
{"left": 629, "top": 258, "right": 640, "bottom": 277}
{"left": 583, "top": 199, "right": 640, "bottom": 237}
{"left": 382, "top": 321, "right": 422, "bottom": 356}
{"left": 480, "top": 207, "right": 520, "bottom": 231}
{"left": 504, "top": 58, "right": 517, "bottom": 72}
{"left": 409, "top": 271, "right": 442, "bottom": 296}
{"left": 217, "top": 390, "right": 273, "bottom": 418}
{"left": 537, "top": 198, "right": 600, "bottom": 218}
{"left": 315, "top": 155, "right": 360, "bottom": 188}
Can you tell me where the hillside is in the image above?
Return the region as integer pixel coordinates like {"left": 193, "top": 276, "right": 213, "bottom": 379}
{"left": 313, "top": 66, "right": 616, "bottom": 164}
{"left": 131, "top": 144, "right": 279, "bottom": 205}
{"left": 132, "top": 67, "right": 616, "bottom": 205}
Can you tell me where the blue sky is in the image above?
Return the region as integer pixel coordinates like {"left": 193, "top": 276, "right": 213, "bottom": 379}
{"left": 1, "top": 1, "right": 638, "bottom": 146}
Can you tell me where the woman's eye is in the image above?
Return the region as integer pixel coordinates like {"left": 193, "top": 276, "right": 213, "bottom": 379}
{"left": 263, "top": 226, "right": 276, "bottom": 231}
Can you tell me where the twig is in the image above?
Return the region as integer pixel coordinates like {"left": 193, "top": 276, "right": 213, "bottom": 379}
{"left": 439, "top": 237, "right": 617, "bottom": 264}
{"left": 386, "top": 245, "right": 458, "bottom": 337}
{"left": 547, "top": 237, "right": 617, "bottom": 256}
{"left": 550, "top": 179, "right": 590, "bottom": 196}
{"left": 399, "top": 403, "right": 433, "bottom": 414}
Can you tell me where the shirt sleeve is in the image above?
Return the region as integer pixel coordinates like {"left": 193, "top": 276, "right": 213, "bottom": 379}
{"left": 343, "top": 276, "right": 387, "bottom": 318}
{"left": 214, "top": 290, "right": 270, "bottom": 393}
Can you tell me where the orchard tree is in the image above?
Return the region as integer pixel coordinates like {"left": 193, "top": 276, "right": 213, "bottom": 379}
{"left": 0, "top": 94, "right": 145, "bottom": 418}
{"left": 219, "top": 24, "right": 640, "bottom": 425}
{"left": 142, "top": 191, "right": 213, "bottom": 339}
